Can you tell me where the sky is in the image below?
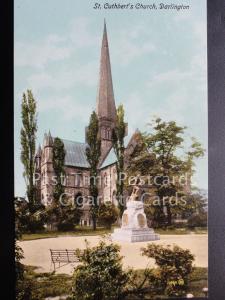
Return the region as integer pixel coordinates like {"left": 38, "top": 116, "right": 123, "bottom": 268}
{"left": 14, "top": 0, "right": 207, "bottom": 197}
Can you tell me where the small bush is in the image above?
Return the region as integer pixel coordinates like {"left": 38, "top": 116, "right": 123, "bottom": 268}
{"left": 45, "top": 203, "right": 82, "bottom": 232}
{"left": 57, "top": 221, "right": 75, "bottom": 231}
{"left": 98, "top": 201, "right": 119, "bottom": 229}
{"left": 15, "top": 200, "right": 46, "bottom": 233}
{"left": 141, "top": 244, "right": 195, "bottom": 297}
{"left": 72, "top": 241, "right": 130, "bottom": 300}
{"left": 188, "top": 212, "right": 207, "bottom": 228}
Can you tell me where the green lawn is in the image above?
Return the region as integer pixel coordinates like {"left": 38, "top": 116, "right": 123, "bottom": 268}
{"left": 19, "top": 266, "right": 207, "bottom": 299}
{"left": 21, "top": 226, "right": 114, "bottom": 241}
{"left": 18, "top": 266, "right": 72, "bottom": 299}
{"left": 155, "top": 227, "right": 207, "bottom": 235}
{"left": 21, "top": 226, "right": 207, "bottom": 241}
{"left": 188, "top": 267, "right": 208, "bottom": 297}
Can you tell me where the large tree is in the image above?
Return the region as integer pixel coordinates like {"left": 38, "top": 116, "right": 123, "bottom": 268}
{"left": 52, "top": 137, "right": 66, "bottom": 202}
{"left": 47, "top": 137, "right": 82, "bottom": 231}
{"left": 127, "top": 118, "right": 204, "bottom": 227}
{"left": 86, "top": 111, "right": 101, "bottom": 230}
{"left": 112, "top": 104, "right": 126, "bottom": 217}
{"left": 145, "top": 118, "right": 204, "bottom": 226}
{"left": 49, "top": 137, "right": 65, "bottom": 228}
{"left": 20, "top": 90, "right": 37, "bottom": 206}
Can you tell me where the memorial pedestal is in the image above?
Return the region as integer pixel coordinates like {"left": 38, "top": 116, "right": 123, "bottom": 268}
{"left": 112, "top": 200, "right": 160, "bottom": 243}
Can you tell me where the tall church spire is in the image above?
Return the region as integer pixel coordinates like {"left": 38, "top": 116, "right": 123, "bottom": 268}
{"left": 96, "top": 20, "right": 116, "bottom": 122}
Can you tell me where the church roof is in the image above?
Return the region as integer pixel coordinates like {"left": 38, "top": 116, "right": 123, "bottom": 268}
{"left": 62, "top": 139, "right": 90, "bottom": 168}
{"left": 96, "top": 21, "right": 116, "bottom": 122}
{"left": 100, "top": 147, "right": 117, "bottom": 169}
{"left": 60, "top": 139, "right": 117, "bottom": 169}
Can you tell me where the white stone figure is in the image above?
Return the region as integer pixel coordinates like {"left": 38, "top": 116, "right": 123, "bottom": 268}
{"left": 112, "top": 186, "right": 160, "bottom": 242}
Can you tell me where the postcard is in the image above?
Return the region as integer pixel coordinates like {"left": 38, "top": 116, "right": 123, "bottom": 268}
{"left": 14, "top": 1, "right": 208, "bottom": 299}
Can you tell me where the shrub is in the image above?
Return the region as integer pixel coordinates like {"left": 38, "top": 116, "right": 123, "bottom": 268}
{"left": 15, "top": 199, "right": 46, "bottom": 233}
{"left": 72, "top": 241, "right": 130, "bottom": 300}
{"left": 45, "top": 203, "right": 82, "bottom": 232}
{"left": 141, "top": 244, "right": 195, "bottom": 297}
{"left": 15, "top": 221, "right": 34, "bottom": 300}
{"left": 57, "top": 221, "right": 74, "bottom": 231}
{"left": 187, "top": 212, "right": 207, "bottom": 228}
{"left": 98, "top": 201, "right": 119, "bottom": 229}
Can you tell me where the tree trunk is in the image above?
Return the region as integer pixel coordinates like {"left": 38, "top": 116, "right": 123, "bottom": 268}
{"left": 166, "top": 204, "right": 172, "bottom": 226}
{"left": 29, "top": 142, "right": 34, "bottom": 205}
{"left": 92, "top": 215, "right": 96, "bottom": 230}
{"left": 106, "top": 224, "right": 111, "bottom": 230}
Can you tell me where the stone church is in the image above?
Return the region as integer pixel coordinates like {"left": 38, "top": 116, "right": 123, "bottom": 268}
{"left": 34, "top": 22, "right": 142, "bottom": 226}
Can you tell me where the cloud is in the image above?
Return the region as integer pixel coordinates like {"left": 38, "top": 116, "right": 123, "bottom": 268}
{"left": 37, "top": 94, "right": 92, "bottom": 122}
{"left": 69, "top": 17, "right": 98, "bottom": 48}
{"left": 123, "top": 92, "right": 152, "bottom": 135}
{"left": 145, "top": 67, "right": 207, "bottom": 133}
{"left": 147, "top": 69, "right": 191, "bottom": 87}
{"left": 15, "top": 17, "right": 98, "bottom": 69}
{"left": 116, "top": 39, "right": 155, "bottom": 65}
{"left": 147, "top": 42, "right": 207, "bottom": 93}
{"left": 111, "top": 24, "right": 156, "bottom": 65}
{"left": 15, "top": 35, "right": 72, "bottom": 69}
{"left": 27, "top": 60, "right": 98, "bottom": 91}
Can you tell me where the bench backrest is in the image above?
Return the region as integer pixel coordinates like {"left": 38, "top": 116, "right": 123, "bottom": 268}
{"left": 50, "top": 249, "right": 82, "bottom": 263}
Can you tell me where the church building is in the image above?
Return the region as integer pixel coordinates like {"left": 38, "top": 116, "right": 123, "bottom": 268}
{"left": 34, "top": 22, "right": 141, "bottom": 226}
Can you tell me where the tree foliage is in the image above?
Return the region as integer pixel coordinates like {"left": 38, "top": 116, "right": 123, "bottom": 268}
{"left": 86, "top": 111, "right": 101, "bottom": 230}
{"left": 112, "top": 105, "right": 126, "bottom": 216}
{"left": 44, "top": 201, "right": 82, "bottom": 231}
{"left": 52, "top": 137, "right": 66, "bottom": 202}
{"left": 98, "top": 201, "right": 119, "bottom": 229}
{"left": 72, "top": 241, "right": 130, "bottom": 300}
{"left": 141, "top": 243, "right": 195, "bottom": 297}
{"left": 187, "top": 212, "right": 207, "bottom": 228}
{"left": 50, "top": 137, "right": 82, "bottom": 230}
{"left": 15, "top": 199, "right": 34, "bottom": 300}
{"left": 20, "top": 90, "right": 37, "bottom": 206}
{"left": 72, "top": 240, "right": 196, "bottom": 299}
{"left": 127, "top": 118, "right": 205, "bottom": 227}
{"left": 179, "top": 191, "right": 207, "bottom": 219}
{"left": 15, "top": 198, "right": 46, "bottom": 233}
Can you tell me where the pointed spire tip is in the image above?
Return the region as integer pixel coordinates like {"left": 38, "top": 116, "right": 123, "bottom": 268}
{"left": 97, "top": 20, "right": 116, "bottom": 121}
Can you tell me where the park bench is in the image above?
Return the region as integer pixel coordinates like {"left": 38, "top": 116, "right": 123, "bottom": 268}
{"left": 50, "top": 249, "right": 83, "bottom": 271}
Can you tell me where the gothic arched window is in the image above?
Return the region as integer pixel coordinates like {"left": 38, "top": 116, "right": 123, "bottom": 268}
{"left": 104, "top": 173, "right": 108, "bottom": 187}
{"left": 76, "top": 173, "right": 82, "bottom": 187}
{"left": 75, "top": 192, "right": 83, "bottom": 208}
{"left": 101, "top": 128, "right": 105, "bottom": 139}
{"left": 107, "top": 129, "right": 111, "bottom": 139}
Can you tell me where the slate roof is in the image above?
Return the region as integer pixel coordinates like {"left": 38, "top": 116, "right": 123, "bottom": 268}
{"left": 100, "top": 147, "right": 117, "bottom": 169}
{"left": 60, "top": 139, "right": 117, "bottom": 169}
{"left": 62, "top": 139, "right": 90, "bottom": 168}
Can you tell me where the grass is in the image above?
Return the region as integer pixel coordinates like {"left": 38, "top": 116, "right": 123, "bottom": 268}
{"left": 21, "top": 226, "right": 207, "bottom": 241}
{"left": 155, "top": 227, "right": 208, "bottom": 235}
{"left": 188, "top": 267, "right": 208, "bottom": 297}
{"left": 127, "top": 267, "right": 208, "bottom": 299}
{"left": 20, "top": 266, "right": 72, "bottom": 299}
{"left": 21, "top": 226, "right": 114, "bottom": 241}
{"left": 20, "top": 266, "right": 207, "bottom": 299}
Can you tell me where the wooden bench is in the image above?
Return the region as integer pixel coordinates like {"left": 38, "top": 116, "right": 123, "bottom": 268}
{"left": 50, "top": 249, "right": 82, "bottom": 271}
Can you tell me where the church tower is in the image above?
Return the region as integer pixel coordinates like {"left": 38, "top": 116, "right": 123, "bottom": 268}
{"left": 96, "top": 21, "right": 117, "bottom": 162}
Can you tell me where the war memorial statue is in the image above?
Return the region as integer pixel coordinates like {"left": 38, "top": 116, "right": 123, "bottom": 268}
{"left": 112, "top": 186, "right": 160, "bottom": 242}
